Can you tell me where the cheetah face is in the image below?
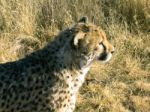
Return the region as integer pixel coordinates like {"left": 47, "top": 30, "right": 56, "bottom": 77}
{"left": 97, "top": 41, "right": 115, "bottom": 63}
{"left": 94, "top": 30, "right": 115, "bottom": 63}
{"left": 72, "top": 17, "right": 115, "bottom": 67}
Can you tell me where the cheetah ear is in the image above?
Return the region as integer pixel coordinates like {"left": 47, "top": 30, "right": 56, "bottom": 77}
{"left": 73, "top": 32, "right": 85, "bottom": 46}
{"left": 78, "top": 16, "right": 88, "bottom": 24}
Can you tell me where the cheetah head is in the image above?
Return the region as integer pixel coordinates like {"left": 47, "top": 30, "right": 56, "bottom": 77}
{"left": 70, "top": 17, "right": 115, "bottom": 68}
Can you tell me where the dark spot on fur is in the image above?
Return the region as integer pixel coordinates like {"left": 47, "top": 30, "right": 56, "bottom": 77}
{"left": 45, "top": 67, "right": 50, "bottom": 73}
{"left": 0, "top": 82, "right": 3, "bottom": 88}
{"left": 42, "top": 103, "right": 46, "bottom": 108}
{"left": 38, "top": 98, "right": 42, "bottom": 102}
{"left": 2, "top": 88, "right": 7, "bottom": 94}
{"left": 67, "top": 90, "right": 70, "bottom": 93}
{"left": 28, "top": 77, "right": 33, "bottom": 82}
{"left": 44, "top": 87, "right": 48, "bottom": 91}
{"left": 47, "top": 76, "right": 52, "bottom": 80}
{"left": 63, "top": 65, "right": 67, "bottom": 69}
{"left": 29, "top": 87, "right": 34, "bottom": 91}
{"left": 2, "top": 95, "right": 7, "bottom": 100}
{"left": 34, "top": 86, "right": 38, "bottom": 90}
{"left": 41, "top": 80, "right": 45, "bottom": 85}
{"left": 5, "top": 80, "right": 10, "bottom": 85}
{"left": 66, "top": 84, "right": 69, "bottom": 88}
{"left": 63, "top": 104, "right": 66, "bottom": 107}
{"left": 65, "top": 96, "right": 67, "bottom": 99}
{"left": 66, "top": 76, "right": 70, "bottom": 78}
{"left": 59, "top": 90, "right": 63, "bottom": 94}
{"left": 31, "top": 68, "right": 37, "bottom": 74}
{"left": 0, "top": 76, "right": 5, "bottom": 80}
{"left": 14, "top": 96, "right": 18, "bottom": 101}
{"left": 74, "top": 84, "right": 77, "bottom": 87}
{"left": 11, "top": 108, "right": 14, "bottom": 112}
{"left": 46, "top": 99, "right": 50, "bottom": 103}
{"left": 80, "top": 71, "right": 83, "bottom": 74}
{"left": 21, "top": 95, "right": 25, "bottom": 100}
{"left": 1, "top": 102, "right": 5, "bottom": 107}
{"left": 58, "top": 97, "right": 63, "bottom": 101}
{"left": 38, "top": 91, "right": 42, "bottom": 95}
{"left": 6, "top": 104, "right": 9, "bottom": 108}
{"left": 35, "top": 78, "right": 39, "bottom": 84}
{"left": 22, "top": 104, "right": 28, "bottom": 108}
{"left": 75, "top": 79, "right": 79, "bottom": 81}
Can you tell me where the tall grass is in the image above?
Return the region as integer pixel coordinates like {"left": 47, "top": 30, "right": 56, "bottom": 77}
{"left": 0, "top": 0, "right": 150, "bottom": 112}
{"left": 0, "top": 0, "right": 149, "bottom": 34}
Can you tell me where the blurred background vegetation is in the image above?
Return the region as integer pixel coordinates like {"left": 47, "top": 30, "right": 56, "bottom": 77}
{"left": 0, "top": 0, "right": 150, "bottom": 112}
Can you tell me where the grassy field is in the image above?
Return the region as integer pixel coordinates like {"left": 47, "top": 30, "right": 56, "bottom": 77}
{"left": 0, "top": 0, "right": 150, "bottom": 112}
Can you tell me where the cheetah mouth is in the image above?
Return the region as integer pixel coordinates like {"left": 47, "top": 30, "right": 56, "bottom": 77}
{"left": 98, "top": 52, "right": 112, "bottom": 63}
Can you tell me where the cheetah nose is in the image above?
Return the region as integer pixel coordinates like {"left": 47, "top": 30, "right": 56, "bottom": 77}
{"left": 111, "top": 51, "right": 115, "bottom": 54}
{"left": 111, "top": 47, "right": 115, "bottom": 54}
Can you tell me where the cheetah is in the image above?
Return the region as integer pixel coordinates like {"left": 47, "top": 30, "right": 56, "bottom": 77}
{"left": 0, "top": 17, "right": 115, "bottom": 112}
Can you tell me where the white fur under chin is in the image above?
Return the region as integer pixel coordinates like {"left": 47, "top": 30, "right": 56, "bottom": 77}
{"left": 79, "top": 61, "right": 91, "bottom": 83}
{"left": 81, "top": 66, "right": 90, "bottom": 76}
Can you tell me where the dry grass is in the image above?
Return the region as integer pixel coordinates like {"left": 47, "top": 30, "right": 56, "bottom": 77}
{"left": 0, "top": 0, "right": 150, "bottom": 112}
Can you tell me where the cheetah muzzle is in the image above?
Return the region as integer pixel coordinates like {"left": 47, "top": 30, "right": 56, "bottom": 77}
{"left": 0, "top": 17, "right": 115, "bottom": 112}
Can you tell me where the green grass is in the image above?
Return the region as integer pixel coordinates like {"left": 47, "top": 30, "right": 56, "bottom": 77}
{"left": 0, "top": 0, "right": 150, "bottom": 111}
